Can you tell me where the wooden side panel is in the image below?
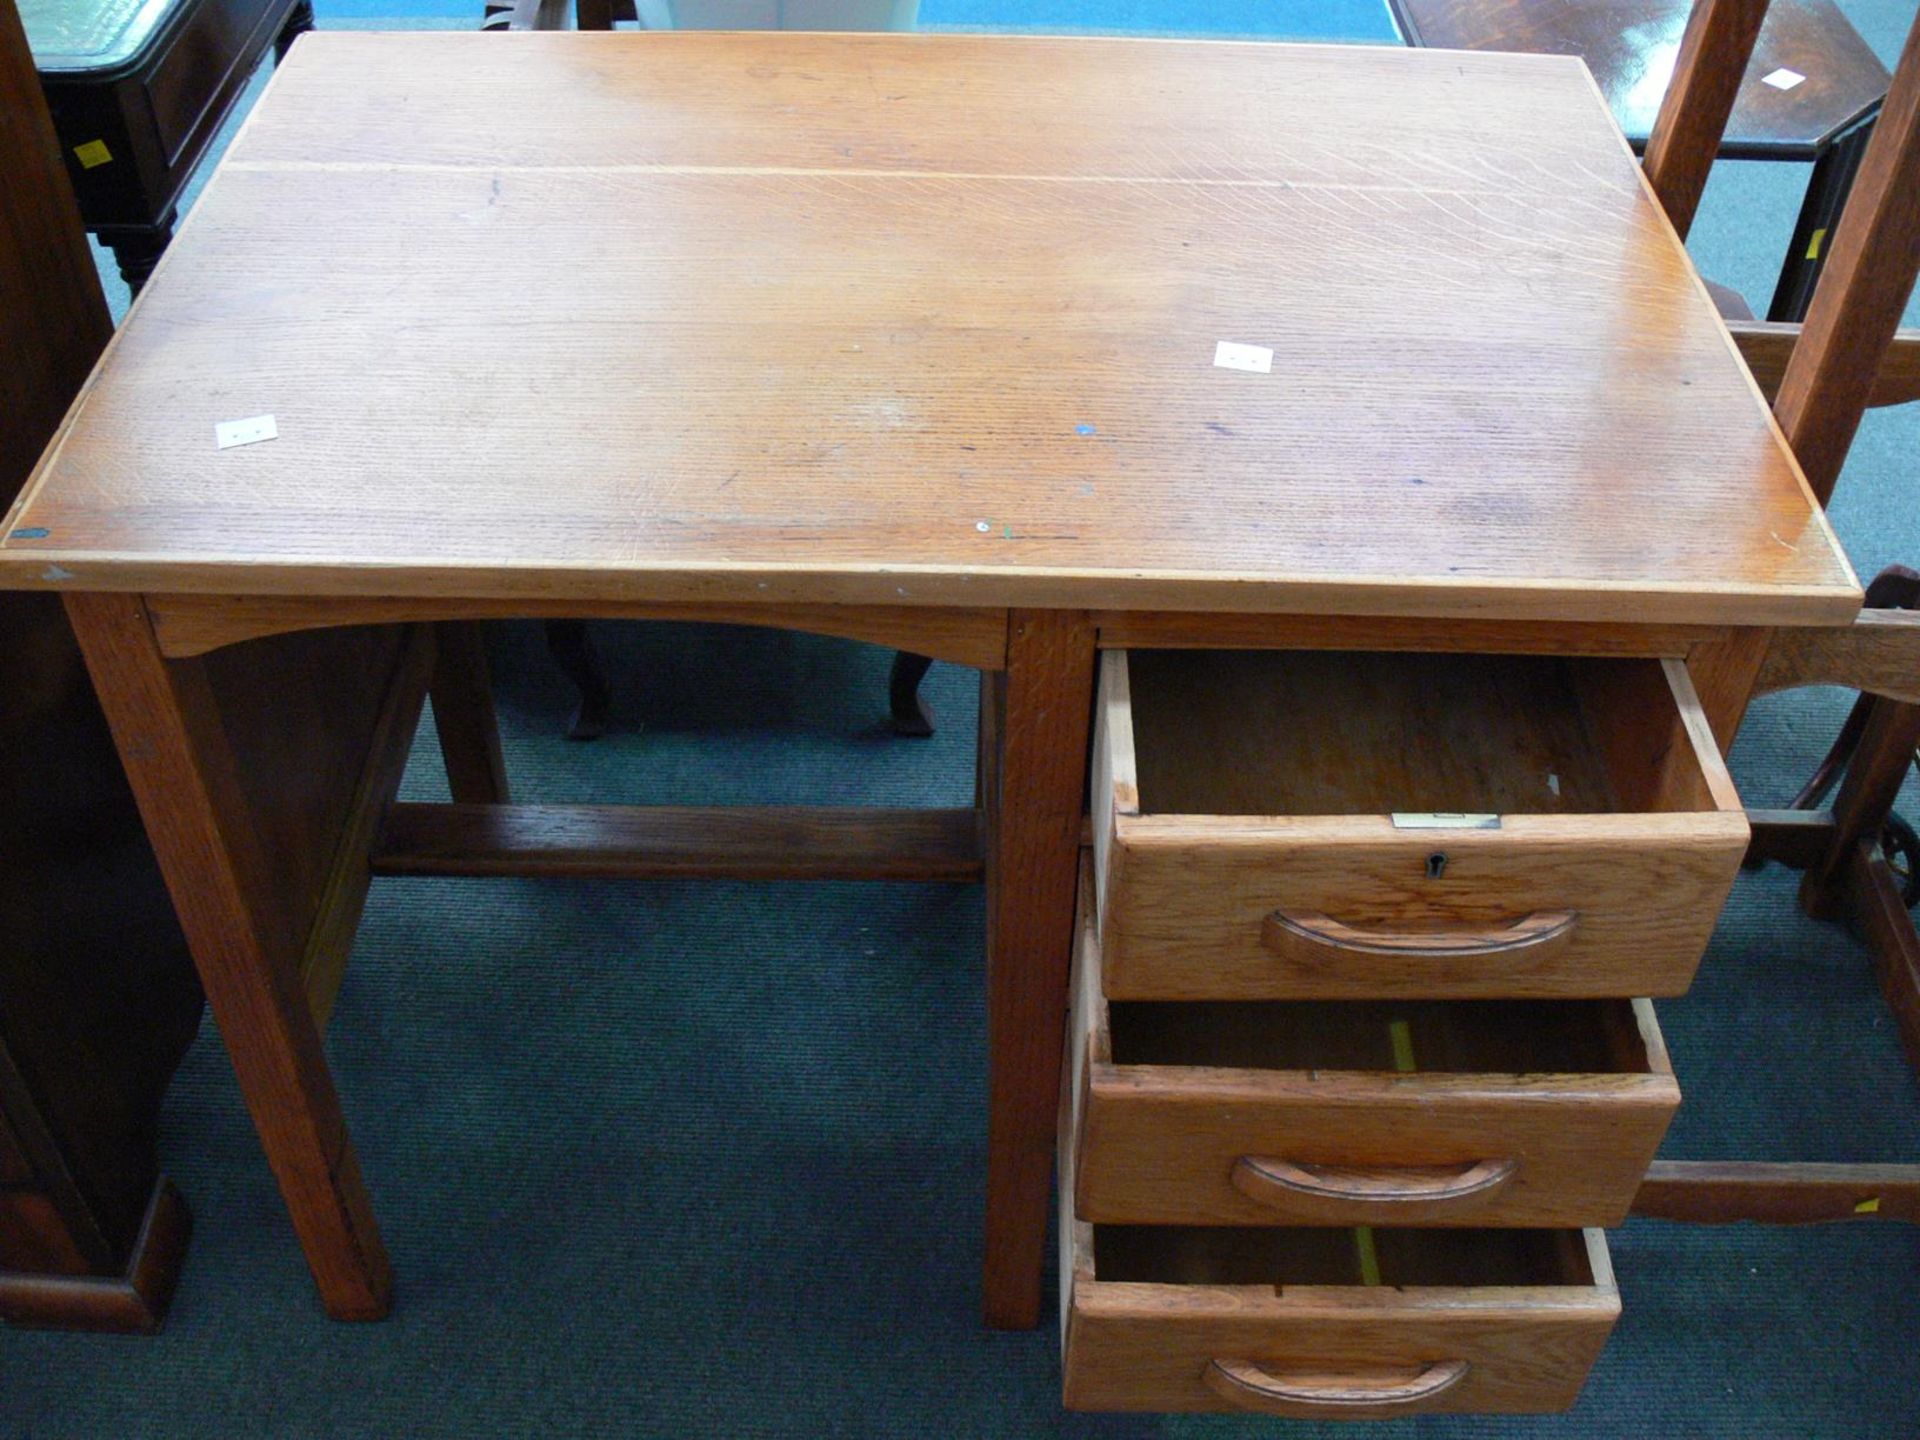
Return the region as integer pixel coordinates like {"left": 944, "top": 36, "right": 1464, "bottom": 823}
{"left": 200, "top": 625, "right": 414, "bottom": 973}
{"left": 1754, "top": 610, "right": 1920, "bottom": 704}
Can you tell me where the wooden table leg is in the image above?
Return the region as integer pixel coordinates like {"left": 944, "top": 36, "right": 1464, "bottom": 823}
{"left": 429, "top": 622, "right": 510, "bottom": 803}
{"left": 981, "top": 609, "right": 1094, "bottom": 1329}
{"left": 63, "top": 593, "right": 392, "bottom": 1320}
{"left": 1686, "top": 627, "right": 1774, "bottom": 756}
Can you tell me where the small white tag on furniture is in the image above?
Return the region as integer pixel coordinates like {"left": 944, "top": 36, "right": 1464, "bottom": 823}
{"left": 1761, "top": 68, "right": 1807, "bottom": 90}
{"left": 1391, "top": 812, "right": 1502, "bottom": 829}
{"left": 1213, "top": 340, "right": 1273, "bottom": 373}
{"left": 215, "top": 415, "right": 279, "bottom": 449}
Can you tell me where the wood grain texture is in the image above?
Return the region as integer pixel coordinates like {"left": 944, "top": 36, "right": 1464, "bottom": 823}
{"left": 1800, "top": 697, "right": 1920, "bottom": 915}
{"left": 1684, "top": 625, "right": 1776, "bottom": 751}
{"left": 0, "top": 32, "right": 1855, "bottom": 627}
{"left": 1642, "top": 0, "right": 1771, "bottom": 236}
{"left": 1636, "top": 1159, "right": 1920, "bottom": 1223}
{"left": 1202, "top": 1356, "right": 1468, "bottom": 1419}
{"left": 372, "top": 802, "right": 982, "bottom": 881}
{"left": 1753, "top": 609, "right": 1920, "bottom": 702}
{"left": 1094, "top": 651, "right": 1747, "bottom": 1000}
{"left": 1070, "top": 905, "right": 1679, "bottom": 1228}
{"left": 143, "top": 594, "right": 1010, "bottom": 670}
{"left": 60, "top": 594, "right": 391, "bottom": 1320}
{"left": 1731, "top": 320, "right": 1920, "bottom": 407}
{"left": 982, "top": 609, "right": 1093, "bottom": 1328}
{"left": 1774, "top": 5, "right": 1920, "bottom": 505}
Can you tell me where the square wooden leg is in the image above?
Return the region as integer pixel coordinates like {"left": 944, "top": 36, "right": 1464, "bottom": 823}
{"left": 63, "top": 593, "right": 392, "bottom": 1320}
{"left": 980, "top": 610, "right": 1094, "bottom": 1329}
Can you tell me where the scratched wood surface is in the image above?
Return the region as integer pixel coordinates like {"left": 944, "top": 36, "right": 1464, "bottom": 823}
{"left": 0, "top": 32, "right": 1857, "bottom": 624}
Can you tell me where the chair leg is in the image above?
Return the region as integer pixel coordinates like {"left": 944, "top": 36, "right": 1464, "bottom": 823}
{"left": 1802, "top": 695, "right": 1920, "bottom": 919}
{"left": 545, "top": 619, "right": 613, "bottom": 740}
{"left": 889, "top": 651, "right": 935, "bottom": 737}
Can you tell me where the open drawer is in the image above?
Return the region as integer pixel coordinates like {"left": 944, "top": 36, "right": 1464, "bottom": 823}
{"left": 1093, "top": 649, "right": 1748, "bottom": 1000}
{"left": 1067, "top": 868, "right": 1678, "bottom": 1227}
{"left": 1058, "top": 1215, "right": 1619, "bottom": 1415}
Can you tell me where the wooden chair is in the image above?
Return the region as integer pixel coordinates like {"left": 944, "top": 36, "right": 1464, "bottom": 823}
{"left": 1625, "top": 0, "right": 1920, "bottom": 1225}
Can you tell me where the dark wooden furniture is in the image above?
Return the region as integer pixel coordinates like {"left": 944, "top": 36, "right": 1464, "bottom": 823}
{"left": 24, "top": 0, "right": 313, "bottom": 290}
{"left": 0, "top": 0, "right": 201, "bottom": 1332}
{"left": 1387, "top": 0, "right": 1891, "bottom": 321}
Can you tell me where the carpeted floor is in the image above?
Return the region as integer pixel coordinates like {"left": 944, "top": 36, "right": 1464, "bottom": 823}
{"left": 8, "top": 0, "right": 1920, "bottom": 1435}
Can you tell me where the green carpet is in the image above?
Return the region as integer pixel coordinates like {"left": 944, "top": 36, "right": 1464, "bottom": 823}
{"left": 14, "top": 0, "right": 1920, "bottom": 1434}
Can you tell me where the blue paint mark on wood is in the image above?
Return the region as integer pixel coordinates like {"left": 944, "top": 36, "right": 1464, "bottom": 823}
{"left": 8, "top": 527, "right": 50, "bottom": 540}
{"left": 1074, "top": 423, "right": 1097, "bottom": 436}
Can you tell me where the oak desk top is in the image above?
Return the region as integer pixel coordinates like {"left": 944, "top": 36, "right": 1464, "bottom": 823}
{"left": 0, "top": 32, "right": 1859, "bottom": 624}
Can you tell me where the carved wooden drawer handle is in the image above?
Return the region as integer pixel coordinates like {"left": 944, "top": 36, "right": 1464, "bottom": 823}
{"left": 1262, "top": 908, "right": 1577, "bottom": 962}
{"left": 1204, "top": 1357, "right": 1470, "bottom": 1417}
{"left": 1232, "top": 1156, "right": 1517, "bottom": 1211}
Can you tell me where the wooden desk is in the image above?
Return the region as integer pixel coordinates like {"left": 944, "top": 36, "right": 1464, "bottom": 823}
{"left": 0, "top": 33, "right": 1859, "bottom": 1337}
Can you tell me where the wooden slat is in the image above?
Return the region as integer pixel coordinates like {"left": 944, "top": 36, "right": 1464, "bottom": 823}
{"left": 1774, "top": 5, "right": 1920, "bottom": 504}
{"left": 1753, "top": 609, "right": 1920, "bottom": 703}
{"left": 1801, "top": 697, "right": 1920, "bottom": 914}
{"left": 1642, "top": 0, "right": 1771, "bottom": 237}
{"left": 372, "top": 802, "right": 983, "bottom": 881}
{"left": 144, "top": 593, "right": 1010, "bottom": 671}
{"left": 1636, "top": 1160, "right": 1920, "bottom": 1223}
{"left": 1744, "top": 808, "right": 1836, "bottom": 868}
{"left": 1730, "top": 321, "right": 1920, "bottom": 407}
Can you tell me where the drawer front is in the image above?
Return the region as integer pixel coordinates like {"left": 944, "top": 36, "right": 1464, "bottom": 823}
{"left": 1099, "top": 814, "right": 1745, "bottom": 999}
{"left": 1062, "top": 1227, "right": 1619, "bottom": 1415}
{"left": 1093, "top": 648, "right": 1748, "bottom": 1001}
{"left": 1068, "top": 905, "right": 1679, "bottom": 1228}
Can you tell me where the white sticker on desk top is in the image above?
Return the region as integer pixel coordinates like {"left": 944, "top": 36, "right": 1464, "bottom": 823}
{"left": 1762, "top": 67, "right": 1807, "bottom": 90}
{"left": 1213, "top": 341, "right": 1273, "bottom": 374}
{"left": 215, "top": 414, "right": 278, "bottom": 450}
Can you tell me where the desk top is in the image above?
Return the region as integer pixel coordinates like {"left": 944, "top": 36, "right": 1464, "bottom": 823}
{"left": 0, "top": 32, "right": 1858, "bottom": 624}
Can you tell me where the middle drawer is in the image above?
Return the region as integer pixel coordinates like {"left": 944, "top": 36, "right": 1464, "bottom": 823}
{"left": 1068, "top": 876, "right": 1680, "bottom": 1228}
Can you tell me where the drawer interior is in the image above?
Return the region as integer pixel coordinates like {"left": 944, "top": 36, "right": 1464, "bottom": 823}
{"left": 1105, "top": 997, "right": 1653, "bottom": 1074}
{"left": 1126, "top": 649, "right": 1714, "bottom": 817}
{"left": 1091, "top": 1224, "right": 1596, "bottom": 1288}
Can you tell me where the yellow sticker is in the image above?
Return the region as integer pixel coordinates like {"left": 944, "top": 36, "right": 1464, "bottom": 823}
{"left": 1389, "top": 1019, "right": 1416, "bottom": 1073}
{"left": 73, "top": 140, "right": 113, "bottom": 170}
{"left": 1807, "top": 227, "right": 1827, "bottom": 261}
{"left": 1354, "top": 1226, "right": 1382, "bottom": 1286}
{"left": 1855, "top": 1196, "right": 1881, "bottom": 1214}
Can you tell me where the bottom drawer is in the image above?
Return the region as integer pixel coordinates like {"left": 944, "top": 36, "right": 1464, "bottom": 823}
{"left": 1059, "top": 1218, "right": 1618, "bottom": 1416}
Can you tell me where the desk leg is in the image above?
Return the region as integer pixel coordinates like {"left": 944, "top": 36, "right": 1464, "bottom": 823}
{"left": 1687, "top": 627, "right": 1774, "bottom": 757}
{"left": 429, "top": 622, "right": 510, "bottom": 803}
{"left": 981, "top": 609, "right": 1094, "bottom": 1329}
{"left": 63, "top": 594, "right": 392, "bottom": 1320}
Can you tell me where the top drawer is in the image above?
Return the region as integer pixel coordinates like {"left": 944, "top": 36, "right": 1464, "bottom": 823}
{"left": 1093, "top": 649, "right": 1747, "bottom": 1000}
